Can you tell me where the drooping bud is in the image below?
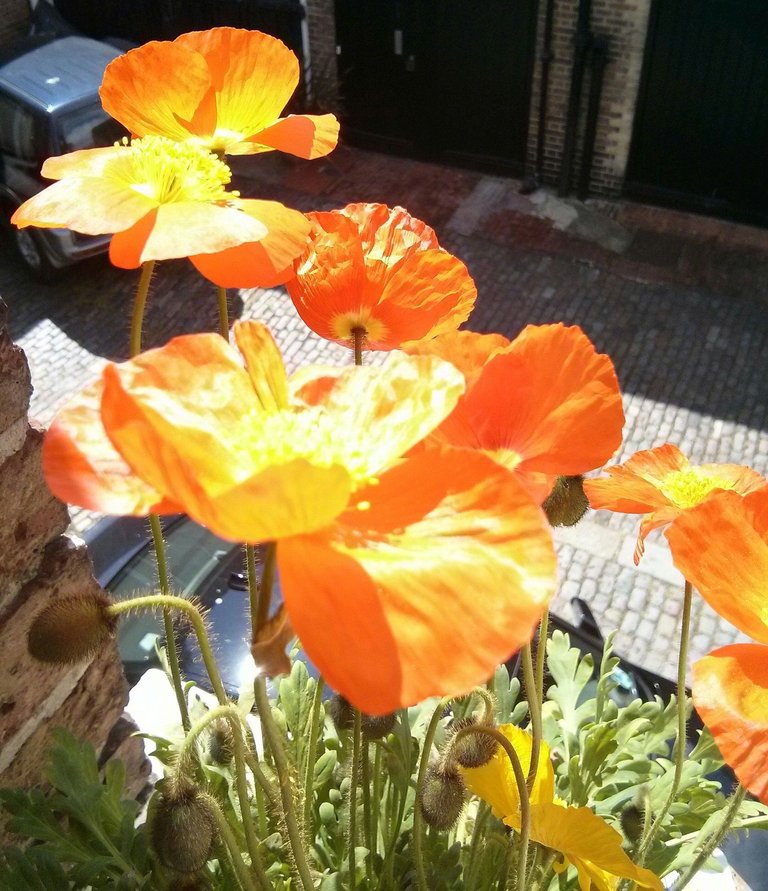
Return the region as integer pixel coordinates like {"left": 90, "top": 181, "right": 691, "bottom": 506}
{"left": 151, "top": 787, "right": 217, "bottom": 873}
{"left": 328, "top": 694, "right": 396, "bottom": 740}
{"left": 208, "top": 719, "right": 235, "bottom": 765}
{"left": 542, "top": 475, "right": 590, "bottom": 527}
{"left": 620, "top": 802, "right": 645, "bottom": 844}
{"left": 27, "top": 593, "right": 116, "bottom": 664}
{"left": 419, "top": 765, "right": 465, "bottom": 830}
{"left": 450, "top": 717, "right": 499, "bottom": 768}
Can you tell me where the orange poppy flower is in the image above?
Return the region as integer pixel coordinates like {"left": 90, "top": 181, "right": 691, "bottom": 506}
{"left": 43, "top": 321, "right": 556, "bottom": 713}
{"left": 665, "top": 489, "right": 768, "bottom": 802}
{"left": 584, "top": 444, "right": 766, "bottom": 562}
{"left": 405, "top": 325, "right": 625, "bottom": 503}
{"left": 11, "top": 137, "right": 310, "bottom": 279}
{"left": 99, "top": 28, "right": 339, "bottom": 159}
{"left": 285, "top": 203, "right": 477, "bottom": 351}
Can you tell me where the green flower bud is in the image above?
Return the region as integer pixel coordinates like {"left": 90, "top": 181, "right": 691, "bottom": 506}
{"left": 208, "top": 720, "right": 234, "bottom": 765}
{"left": 542, "top": 475, "right": 590, "bottom": 527}
{"left": 450, "top": 717, "right": 499, "bottom": 768}
{"left": 420, "top": 765, "right": 465, "bottom": 830}
{"left": 27, "top": 593, "right": 116, "bottom": 664}
{"left": 328, "top": 694, "right": 396, "bottom": 740}
{"left": 151, "top": 787, "right": 217, "bottom": 873}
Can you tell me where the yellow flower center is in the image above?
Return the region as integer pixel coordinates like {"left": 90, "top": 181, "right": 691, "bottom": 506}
{"left": 330, "top": 311, "right": 389, "bottom": 346}
{"left": 659, "top": 468, "right": 735, "bottom": 509}
{"left": 113, "top": 136, "right": 235, "bottom": 205}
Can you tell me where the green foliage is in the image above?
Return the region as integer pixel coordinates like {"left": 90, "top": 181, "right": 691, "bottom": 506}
{"left": 3, "top": 635, "right": 767, "bottom": 890}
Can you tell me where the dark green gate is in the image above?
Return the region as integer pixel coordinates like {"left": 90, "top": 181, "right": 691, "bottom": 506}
{"left": 334, "top": 0, "right": 538, "bottom": 175}
{"left": 625, "top": 0, "right": 768, "bottom": 225}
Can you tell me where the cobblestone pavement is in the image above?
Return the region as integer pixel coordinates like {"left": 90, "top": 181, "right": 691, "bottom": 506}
{"left": 3, "top": 146, "right": 767, "bottom": 681}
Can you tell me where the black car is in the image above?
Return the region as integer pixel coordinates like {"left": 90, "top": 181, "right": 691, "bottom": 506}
{"left": 0, "top": 35, "right": 125, "bottom": 279}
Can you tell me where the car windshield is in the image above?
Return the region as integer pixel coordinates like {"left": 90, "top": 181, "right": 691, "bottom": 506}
{"left": 56, "top": 104, "right": 125, "bottom": 153}
{"left": 108, "top": 521, "right": 239, "bottom": 677}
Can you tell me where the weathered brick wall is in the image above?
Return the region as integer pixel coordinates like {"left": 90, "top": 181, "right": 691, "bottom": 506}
{"left": 0, "top": 0, "right": 28, "bottom": 48}
{"left": 0, "top": 301, "right": 146, "bottom": 832}
{"left": 526, "top": 0, "right": 653, "bottom": 196}
{"left": 304, "top": 0, "right": 340, "bottom": 113}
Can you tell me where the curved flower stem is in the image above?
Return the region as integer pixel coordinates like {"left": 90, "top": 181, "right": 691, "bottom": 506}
{"left": 672, "top": 784, "right": 746, "bottom": 891}
{"left": 535, "top": 609, "right": 550, "bottom": 710}
{"left": 302, "top": 674, "right": 326, "bottom": 838}
{"left": 348, "top": 708, "right": 362, "bottom": 886}
{"left": 522, "top": 644, "right": 542, "bottom": 793}
{"left": 414, "top": 696, "right": 451, "bottom": 891}
{"left": 217, "top": 285, "right": 230, "bottom": 340}
{"left": 451, "top": 725, "right": 532, "bottom": 889}
{"left": 245, "top": 544, "right": 261, "bottom": 638}
{"left": 206, "top": 793, "right": 263, "bottom": 891}
{"left": 352, "top": 327, "right": 365, "bottom": 366}
{"left": 148, "top": 516, "right": 190, "bottom": 731}
{"left": 107, "top": 594, "right": 265, "bottom": 882}
{"left": 172, "top": 702, "right": 244, "bottom": 778}
{"left": 256, "top": 542, "right": 277, "bottom": 633}
{"left": 129, "top": 260, "right": 155, "bottom": 358}
{"left": 636, "top": 580, "right": 694, "bottom": 865}
{"left": 361, "top": 736, "right": 373, "bottom": 880}
{"left": 371, "top": 742, "right": 382, "bottom": 860}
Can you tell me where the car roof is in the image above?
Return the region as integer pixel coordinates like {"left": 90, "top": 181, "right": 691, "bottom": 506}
{"left": 0, "top": 36, "right": 121, "bottom": 113}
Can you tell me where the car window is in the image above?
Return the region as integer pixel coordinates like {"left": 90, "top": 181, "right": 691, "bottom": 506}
{"left": 0, "top": 93, "right": 37, "bottom": 161}
{"left": 57, "top": 104, "right": 125, "bottom": 153}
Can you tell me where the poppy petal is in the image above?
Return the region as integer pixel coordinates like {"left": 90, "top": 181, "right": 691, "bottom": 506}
{"left": 100, "top": 41, "right": 211, "bottom": 141}
{"left": 137, "top": 202, "right": 269, "bottom": 264}
{"left": 461, "top": 724, "right": 555, "bottom": 822}
{"left": 109, "top": 210, "right": 158, "bottom": 269}
{"left": 40, "top": 146, "right": 127, "bottom": 180}
{"left": 189, "top": 200, "right": 310, "bottom": 287}
{"left": 666, "top": 490, "right": 768, "bottom": 643}
{"left": 292, "top": 353, "right": 466, "bottom": 479}
{"left": 404, "top": 330, "right": 510, "bottom": 390}
{"left": 584, "top": 463, "right": 675, "bottom": 515}
{"left": 12, "top": 175, "right": 153, "bottom": 234}
{"left": 693, "top": 645, "right": 768, "bottom": 804}
{"left": 278, "top": 448, "right": 555, "bottom": 713}
{"left": 249, "top": 114, "right": 340, "bottom": 159}
{"left": 42, "top": 380, "right": 179, "bottom": 515}
{"left": 529, "top": 803, "right": 662, "bottom": 890}
{"left": 233, "top": 321, "right": 289, "bottom": 411}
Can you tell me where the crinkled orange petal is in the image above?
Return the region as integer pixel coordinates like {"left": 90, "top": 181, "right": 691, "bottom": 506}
{"left": 693, "top": 645, "right": 768, "bottom": 804}
{"left": 529, "top": 803, "right": 662, "bottom": 890}
{"left": 634, "top": 506, "right": 680, "bottom": 563}
{"left": 342, "top": 203, "right": 440, "bottom": 258}
{"left": 278, "top": 447, "right": 555, "bottom": 713}
{"left": 175, "top": 28, "right": 299, "bottom": 140}
{"left": 666, "top": 490, "right": 768, "bottom": 643}
{"left": 99, "top": 333, "right": 352, "bottom": 540}
{"left": 248, "top": 113, "right": 340, "bottom": 159}
{"left": 403, "top": 329, "right": 510, "bottom": 390}
{"left": 189, "top": 200, "right": 310, "bottom": 287}
{"left": 100, "top": 41, "right": 211, "bottom": 142}
{"left": 136, "top": 202, "right": 268, "bottom": 264}
{"left": 584, "top": 444, "right": 690, "bottom": 513}
{"left": 42, "top": 379, "right": 180, "bottom": 516}
{"left": 461, "top": 724, "right": 555, "bottom": 822}
{"left": 369, "top": 249, "right": 476, "bottom": 348}
{"left": 11, "top": 175, "right": 153, "bottom": 234}
{"left": 233, "top": 321, "right": 289, "bottom": 411}
{"left": 291, "top": 352, "right": 465, "bottom": 479}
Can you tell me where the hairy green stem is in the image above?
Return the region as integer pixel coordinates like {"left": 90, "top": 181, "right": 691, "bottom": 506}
{"left": 535, "top": 609, "right": 550, "bottom": 709}
{"left": 217, "top": 285, "right": 229, "bottom": 340}
{"left": 673, "top": 785, "right": 747, "bottom": 891}
{"left": 522, "top": 644, "right": 542, "bottom": 793}
{"left": 361, "top": 738, "right": 373, "bottom": 881}
{"left": 147, "top": 515, "right": 190, "bottom": 731}
{"left": 256, "top": 542, "right": 276, "bottom": 633}
{"left": 349, "top": 708, "right": 362, "bottom": 886}
{"left": 129, "top": 259, "right": 155, "bottom": 358}
{"left": 636, "top": 580, "right": 694, "bottom": 864}
{"left": 302, "top": 674, "right": 326, "bottom": 838}
{"left": 371, "top": 742, "right": 382, "bottom": 859}
{"left": 352, "top": 326, "right": 365, "bottom": 366}
{"left": 206, "top": 793, "right": 263, "bottom": 891}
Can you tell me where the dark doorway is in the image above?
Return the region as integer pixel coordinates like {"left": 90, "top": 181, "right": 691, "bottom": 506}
{"left": 625, "top": 0, "right": 768, "bottom": 226}
{"left": 334, "top": 0, "right": 538, "bottom": 175}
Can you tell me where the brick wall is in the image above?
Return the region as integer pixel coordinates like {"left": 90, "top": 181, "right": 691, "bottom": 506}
{"left": 0, "top": 301, "right": 147, "bottom": 834}
{"left": 0, "top": 0, "right": 28, "bottom": 49}
{"left": 526, "top": 0, "right": 653, "bottom": 196}
{"left": 304, "top": 0, "right": 339, "bottom": 113}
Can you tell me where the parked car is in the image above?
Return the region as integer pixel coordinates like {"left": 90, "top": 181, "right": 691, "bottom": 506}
{"left": 0, "top": 34, "right": 125, "bottom": 280}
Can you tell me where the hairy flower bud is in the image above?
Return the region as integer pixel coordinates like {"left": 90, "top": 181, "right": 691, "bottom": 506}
{"left": 208, "top": 720, "right": 235, "bottom": 765}
{"left": 329, "top": 694, "right": 396, "bottom": 740}
{"left": 542, "top": 475, "right": 590, "bottom": 527}
{"left": 27, "top": 593, "right": 116, "bottom": 664}
{"left": 450, "top": 717, "right": 499, "bottom": 768}
{"left": 620, "top": 803, "right": 645, "bottom": 844}
{"left": 420, "top": 765, "right": 465, "bottom": 830}
{"left": 151, "top": 787, "right": 217, "bottom": 873}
